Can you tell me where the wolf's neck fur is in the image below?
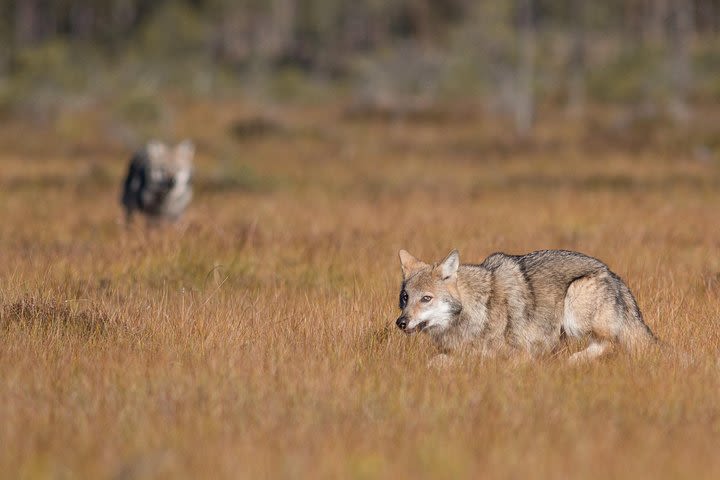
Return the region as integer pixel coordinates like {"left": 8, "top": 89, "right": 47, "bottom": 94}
{"left": 428, "top": 265, "right": 492, "bottom": 352}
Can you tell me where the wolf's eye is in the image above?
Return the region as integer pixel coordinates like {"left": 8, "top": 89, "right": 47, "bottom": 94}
{"left": 421, "top": 295, "right": 433, "bottom": 303}
{"left": 399, "top": 290, "right": 409, "bottom": 309}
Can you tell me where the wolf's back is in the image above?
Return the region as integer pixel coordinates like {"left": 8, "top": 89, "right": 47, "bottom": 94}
{"left": 480, "top": 250, "right": 608, "bottom": 291}
{"left": 517, "top": 250, "right": 608, "bottom": 284}
{"left": 481, "top": 250, "right": 632, "bottom": 327}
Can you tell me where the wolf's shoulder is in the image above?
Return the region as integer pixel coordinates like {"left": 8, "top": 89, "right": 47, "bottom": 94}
{"left": 470, "top": 252, "right": 519, "bottom": 271}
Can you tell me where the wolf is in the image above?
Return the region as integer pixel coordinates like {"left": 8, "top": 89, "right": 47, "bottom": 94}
{"left": 395, "top": 249, "right": 655, "bottom": 364}
{"left": 121, "top": 140, "right": 194, "bottom": 223}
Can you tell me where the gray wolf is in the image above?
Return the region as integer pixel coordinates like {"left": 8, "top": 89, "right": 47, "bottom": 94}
{"left": 395, "top": 249, "right": 655, "bottom": 363}
{"left": 121, "top": 140, "right": 194, "bottom": 223}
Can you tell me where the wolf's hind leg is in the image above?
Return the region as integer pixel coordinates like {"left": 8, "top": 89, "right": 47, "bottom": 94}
{"left": 568, "top": 339, "right": 613, "bottom": 365}
{"left": 564, "top": 276, "right": 619, "bottom": 364}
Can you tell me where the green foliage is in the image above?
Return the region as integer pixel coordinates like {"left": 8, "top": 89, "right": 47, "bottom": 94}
{"left": 693, "top": 40, "right": 720, "bottom": 101}
{"left": 0, "top": 0, "right": 717, "bottom": 117}
{"left": 198, "top": 164, "right": 278, "bottom": 193}
{"left": 115, "top": 90, "right": 163, "bottom": 125}
{"left": 265, "top": 67, "right": 337, "bottom": 103}
{"left": 133, "top": 3, "right": 209, "bottom": 59}
{"left": 0, "top": 40, "right": 93, "bottom": 117}
{"left": 586, "top": 46, "right": 667, "bottom": 103}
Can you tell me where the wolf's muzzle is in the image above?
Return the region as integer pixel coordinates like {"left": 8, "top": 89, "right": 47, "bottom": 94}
{"left": 396, "top": 316, "right": 408, "bottom": 330}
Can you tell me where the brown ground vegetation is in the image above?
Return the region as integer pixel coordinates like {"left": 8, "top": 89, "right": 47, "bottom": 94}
{"left": 1, "top": 101, "right": 719, "bottom": 479}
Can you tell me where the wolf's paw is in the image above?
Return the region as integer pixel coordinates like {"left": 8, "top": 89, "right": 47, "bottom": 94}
{"left": 427, "top": 353, "right": 454, "bottom": 370}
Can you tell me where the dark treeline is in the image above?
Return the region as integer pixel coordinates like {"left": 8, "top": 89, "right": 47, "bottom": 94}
{"left": 2, "top": 1, "right": 718, "bottom": 133}
{"left": 4, "top": 1, "right": 716, "bottom": 68}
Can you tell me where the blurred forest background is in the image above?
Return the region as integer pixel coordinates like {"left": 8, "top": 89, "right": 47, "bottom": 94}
{"left": 2, "top": 0, "right": 718, "bottom": 138}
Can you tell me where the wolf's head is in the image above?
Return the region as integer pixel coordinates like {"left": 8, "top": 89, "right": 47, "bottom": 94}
{"left": 395, "top": 249, "right": 463, "bottom": 335}
{"left": 144, "top": 140, "right": 194, "bottom": 194}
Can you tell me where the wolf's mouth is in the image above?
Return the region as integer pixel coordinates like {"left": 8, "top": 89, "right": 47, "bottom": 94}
{"left": 404, "top": 320, "right": 431, "bottom": 334}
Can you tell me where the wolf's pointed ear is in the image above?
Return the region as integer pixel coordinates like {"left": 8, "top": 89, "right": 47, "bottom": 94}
{"left": 438, "top": 250, "right": 460, "bottom": 280}
{"left": 399, "top": 249, "right": 427, "bottom": 278}
{"left": 146, "top": 140, "right": 168, "bottom": 162}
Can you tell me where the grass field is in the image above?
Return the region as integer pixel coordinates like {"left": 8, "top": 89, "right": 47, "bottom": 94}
{"left": 1, "top": 100, "right": 719, "bottom": 479}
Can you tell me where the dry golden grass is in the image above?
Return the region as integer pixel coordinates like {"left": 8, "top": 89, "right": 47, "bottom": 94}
{"left": 1, "top": 101, "right": 719, "bottom": 479}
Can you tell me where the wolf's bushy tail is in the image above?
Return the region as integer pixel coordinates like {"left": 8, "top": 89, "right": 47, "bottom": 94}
{"left": 618, "top": 282, "right": 657, "bottom": 352}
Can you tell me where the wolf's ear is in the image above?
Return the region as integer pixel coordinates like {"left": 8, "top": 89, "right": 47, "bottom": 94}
{"left": 399, "top": 249, "right": 427, "bottom": 278}
{"left": 438, "top": 250, "right": 460, "bottom": 280}
{"left": 146, "top": 140, "right": 168, "bottom": 162}
{"left": 174, "top": 140, "right": 195, "bottom": 168}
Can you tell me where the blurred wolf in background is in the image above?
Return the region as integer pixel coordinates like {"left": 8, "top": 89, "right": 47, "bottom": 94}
{"left": 121, "top": 140, "right": 194, "bottom": 224}
{"left": 395, "top": 249, "right": 655, "bottom": 365}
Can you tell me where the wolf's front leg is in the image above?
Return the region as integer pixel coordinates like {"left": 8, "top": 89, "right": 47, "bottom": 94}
{"left": 427, "top": 353, "right": 455, "bottom": 370}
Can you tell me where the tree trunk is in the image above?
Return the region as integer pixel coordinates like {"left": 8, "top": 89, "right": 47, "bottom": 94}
{"left": 514, "top": 0, "right": 535, "bottom": 137}
{"left": 14, "top": 0, "right": 39, "bottom": 47}
{"left": 567, "top": 0, "right": 586, "bottom": 118}
{"left": 668, "top": 0, "right": 693, "bottom": 123}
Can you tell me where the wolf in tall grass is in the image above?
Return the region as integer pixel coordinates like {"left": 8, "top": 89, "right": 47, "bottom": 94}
{"left": 395, "top": 249, "right": 655, "bottom": 364}
{"left": 121, "top": 140, "right": 194, "bottom": 224}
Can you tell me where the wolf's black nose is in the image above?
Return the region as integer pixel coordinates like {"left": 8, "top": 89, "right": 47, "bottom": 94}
{"left": 396, "top": 317, "right": 407, "bottom": 330}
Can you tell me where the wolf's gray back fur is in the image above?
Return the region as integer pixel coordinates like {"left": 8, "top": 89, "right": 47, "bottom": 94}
{"left": 121, "top": 140, "right": 194, "bottom": 222}
{"left": 397, "top": 249, "right": 655, "bottom": 363}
